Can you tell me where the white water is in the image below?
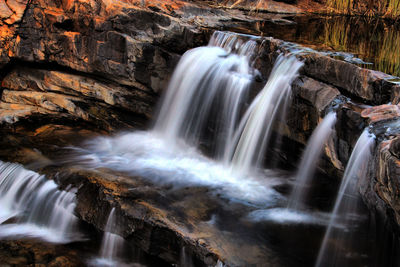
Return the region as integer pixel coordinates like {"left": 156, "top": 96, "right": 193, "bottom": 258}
{"left": 288, "top": 112, "right": 337, "bottom": 210}
{"left": 180, "top": 246, "right": 194, "bottom": 267}
{"left": 91, "top": 207, "right": 125, "bottom": 266}
{"left": 315, "top": 129, "right": 375, "bottom": 267}
{"left": 66, "top": 31, "right": 306, "bottom": 207}
{"left": 208, "top": 31, "right": 258, "bottom": 59}
{"left": 154, "top": 32, "right": 256, "bottom": 162}
{"left": 0, "top": 161, "right": 81, "bottom": 243}
{"left": 247, "top": 208, "right": 331, "bottom": 225}
{"left": 69, "top": 131, "right": 283, "bottom": 207}
{"left": 230, "top": 55, "right": 303, "bottom": 175}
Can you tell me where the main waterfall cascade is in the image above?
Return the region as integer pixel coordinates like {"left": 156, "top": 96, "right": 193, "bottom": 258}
{"left": 154, "top": 31, "right": 258, "bottom": 162}
{"left": 0, "top": 161, "right": 80, "bottom": 243}
{"left": 70, "top": 31, "right": 304, "bottom": 207}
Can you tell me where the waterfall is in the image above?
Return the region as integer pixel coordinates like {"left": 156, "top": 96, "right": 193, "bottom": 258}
{"left": 288, "top": 112, "right": 337, "bottom": 210}
{"left": 91, "top": 207, "right": 125, "bottom": 266}
{"left": 68, "top": 31, "right": 303, "bottom": 207}
{"left": 179, "top": 246, "right": 194, "bottom": 267}
{"left": 0, "top": 161, "right": 80, "bottom": 243}
{"left": 315, "top": 129, "right": 375, "bottom": 267}
{"left": 230, "top": 55, "right": 303, "bottom": 175}
{"left": 154, "top": 31, "right": 257, "bottom": 161}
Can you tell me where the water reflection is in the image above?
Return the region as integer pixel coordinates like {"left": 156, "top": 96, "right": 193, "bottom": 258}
{"left": 227, "top": 16, "right": 400, "bottom": 77}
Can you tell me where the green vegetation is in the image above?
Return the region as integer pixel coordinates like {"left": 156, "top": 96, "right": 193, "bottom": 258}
{"left": 326, "top": 0, "right": 353, "bottom": 14}
{"left": 322, "top": 17, "right": 400, "bottom": 76}
{"left": 326, "top": 0, "right": 400, "bottom": 19}
{"left": 386, "top": 0, "right": 400, "bottom": 17}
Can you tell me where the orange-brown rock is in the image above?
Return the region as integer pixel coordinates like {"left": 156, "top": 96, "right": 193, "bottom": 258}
{"left": 360, "top": 137, "right": 400, "bottom": 231}
{"left": 361, "top": 104, "right": 400, "bottom": 124}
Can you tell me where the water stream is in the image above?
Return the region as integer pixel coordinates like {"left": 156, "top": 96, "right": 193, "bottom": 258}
{"left": 154, "top": 31, "right": 257, "bottom": 161}
{"left": 225, "top": 15, "right": 400, "bottom": 77}
{"left": 0, "top": 161, "right": 80, "bottom": 243}
{"left": 67, "top": 31, "right": 304, "bottom": 208}
{"left": 230, "top": 55, "right": 303, "bottom": 175}
{"left": 315, "top": 129, "right": 375, "bottom": 267}
{"left": 288, "top": 112, "right": 337, "bottom": 210}
{"left": 90, "top": 208, "right": 125, "bottom": 266}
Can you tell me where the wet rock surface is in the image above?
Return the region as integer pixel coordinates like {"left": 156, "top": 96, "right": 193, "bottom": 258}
{"left": 0, "top": 240, "right": 84, "bottom": 266}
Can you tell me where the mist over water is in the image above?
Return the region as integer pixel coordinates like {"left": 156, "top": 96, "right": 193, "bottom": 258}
{"left": 70, "top": 131, "right": 283, "bottom": 207}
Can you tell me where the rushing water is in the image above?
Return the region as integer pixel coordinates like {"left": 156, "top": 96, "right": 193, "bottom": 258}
{"left": 66, "top": 32, "right": 304, "bottom": 208}
{"left": 154, "top": 31, "right": 257, "bottom": 162}
{"left": 90, "top": 208, "right": 125, "bottom": 266}
{"left": 288, "top": 112, "right": 337, "bottom": 210}
{"left": 315, "top": 130, "right": 375, "bottom": 267}
{"left": 0, "top": 161, "right": 80, "bottom": 243}
{"left": 231, "top": 55, "right": 303, "bottom": 175}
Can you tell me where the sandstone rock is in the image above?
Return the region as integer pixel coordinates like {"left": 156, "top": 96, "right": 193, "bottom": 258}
{"left": 361, "top": 104, "right": 400, "bottom": 124}
{"left": 0, "top": 240, "right": 83, "bottom": 266}
{"left": 287, "top": 75, "right": 340, "bottom": 143}
{"left": 3, "top": 67, "right": 155, "bottom": 116}
{"left": 55, "top": 167, "right": 285, "bottom": 267}
{"left": 361, "top": 138, "right": 400, "bottom": 230}
{"left": 0, "top": 67, "right": 156, "bottom": 130}
{"left": 0, "top": 102, "right": 58, "bottom": 124}
{"left": 390, "top": 83, "right": 400, "bottom": 104}
{"left": 292, "top": 76, "right": 341, "bottom": 113}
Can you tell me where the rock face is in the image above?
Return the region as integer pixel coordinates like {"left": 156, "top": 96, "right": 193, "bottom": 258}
{"left": 1, "top": 67, "right": 155, "bottom": 129}
{"left": 357, "top": 104, "right": 400, "bottom": 232}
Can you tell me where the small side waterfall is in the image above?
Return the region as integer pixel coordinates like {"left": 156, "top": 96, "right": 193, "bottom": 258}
{"left": 0, "top": 161, "right": 80, "bottom": 243}
{"left": 179, "top": 246, "right": 194, "bottom": 267}
{"left": 315, "top": 129, "right": 375, "bottom": 267}
{"left": 230, "top": 55, "right": 303, "bottom": 175}
{"left": 91, "top": 207, "right": 125, "bottom": 266}
{"left": 288, "top": 112, "right": 337, "bottom": 210}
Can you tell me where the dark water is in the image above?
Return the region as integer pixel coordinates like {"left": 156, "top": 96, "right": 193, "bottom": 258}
{"left": 226, "top": 15, "right": 400, "bottom": 77}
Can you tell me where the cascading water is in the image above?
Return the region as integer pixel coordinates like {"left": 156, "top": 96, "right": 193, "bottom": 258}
{"left": 288, "top": 112, "right": 337, "bottom": 210}
{"left": 66, "top": 31, "right": 304, "bottom": 211}
{"left": 91, "top": 207, "right": 125, "bottom": 266}
{"left": 154, "top": 31, "right": 256, "bottom": 161}
{"left": 230, "top": 55, "right": 303, "bottom": 175}
{"left": 315, "top": 129, "right": 375, "bottom": 267}
{"left": 0, "top": 161, "right": 80, "bottom": 243}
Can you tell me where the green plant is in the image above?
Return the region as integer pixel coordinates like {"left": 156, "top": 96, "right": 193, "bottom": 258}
{"left": 386, "top": 0, "right": 400, "bottom": 18}
{"left": 326, "top": 0, "right": 353, "bottom": 13}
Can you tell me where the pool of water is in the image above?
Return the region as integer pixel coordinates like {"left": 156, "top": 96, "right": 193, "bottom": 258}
{"left": 225, "top": 15, "right": 400, "bottom": 77}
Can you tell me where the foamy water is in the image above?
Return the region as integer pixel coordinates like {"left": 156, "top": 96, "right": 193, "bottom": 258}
{"left": 69, "top": 131, "right": 284, "bottom": 207}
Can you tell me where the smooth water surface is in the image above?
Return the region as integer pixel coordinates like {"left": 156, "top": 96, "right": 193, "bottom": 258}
{"left": 227, "top": 15, "right": 400, "bottom": 77}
